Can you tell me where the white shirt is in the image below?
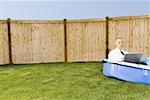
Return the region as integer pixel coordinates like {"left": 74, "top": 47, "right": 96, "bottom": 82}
{"left": 108, "top": 48, "right": 128, "bottom": 61}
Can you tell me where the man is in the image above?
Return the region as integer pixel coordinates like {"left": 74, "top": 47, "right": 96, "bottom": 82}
{"left": 108, "top": 37, "right": 150, "bottom": 66}
{"left": 108, "top": 37, "right": 128, "bottom": 62}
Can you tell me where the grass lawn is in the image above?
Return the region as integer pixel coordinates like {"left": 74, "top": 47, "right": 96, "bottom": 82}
{"left": 0, "top": 62, "right": 150, "bottom": 100}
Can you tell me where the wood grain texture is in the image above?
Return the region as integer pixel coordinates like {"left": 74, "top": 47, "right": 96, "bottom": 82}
{"left": 67, "top": 20, "right": 106, "bottom": 62}
{"left": 10, "top": 20, "right": 65, "bottom": 64}
{"left": 0, "top": 20, "right": 9, "bottom": 65}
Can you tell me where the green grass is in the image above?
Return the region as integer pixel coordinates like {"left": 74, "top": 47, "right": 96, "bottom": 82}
{"left": 0, "top": 62, "right": 150, "bottom": 100}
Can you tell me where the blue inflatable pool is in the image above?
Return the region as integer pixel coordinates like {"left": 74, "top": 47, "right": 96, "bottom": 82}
{"left": 102, "top": 59, "right": 150, "bottom": 84}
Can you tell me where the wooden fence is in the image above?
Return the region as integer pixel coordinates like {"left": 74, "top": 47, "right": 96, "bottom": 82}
{"left": 0, "top": 15, "right": 149, "bottom": 65}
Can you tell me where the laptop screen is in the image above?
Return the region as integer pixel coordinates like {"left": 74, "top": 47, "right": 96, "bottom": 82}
{"left": 124, "top": 53, "right": 142, "bottom": 63}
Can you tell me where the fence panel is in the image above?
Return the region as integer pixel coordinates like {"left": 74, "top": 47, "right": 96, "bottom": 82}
{"left": 108, "top": 15, "right": 150, "bottom": 57}
{"left": 67, "top": 19, "right": 106, "bottom": 62}
{"left": 10, "top": 20, "right": 65, "bottom": 64}
{"left": 0, "top": 20, "right": 9, "bottom": 65}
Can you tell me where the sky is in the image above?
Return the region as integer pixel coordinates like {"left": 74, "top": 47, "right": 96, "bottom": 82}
{"left": 0, "top": 0, "right": 149, "bottom": 20}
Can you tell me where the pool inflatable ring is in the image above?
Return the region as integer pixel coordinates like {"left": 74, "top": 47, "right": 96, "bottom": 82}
{"left": 102, "top": 59, "right": 150, "bottom": 84}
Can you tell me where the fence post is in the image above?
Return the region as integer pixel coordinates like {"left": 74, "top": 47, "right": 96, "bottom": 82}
{"left": 105, "top": 17, "right": 109, "bottom": 59}
{"left": 64, "top": 19, "right": 68, "bottom": 62}
{"left": 7, "top": 18, "right": 13, "bottom": 64}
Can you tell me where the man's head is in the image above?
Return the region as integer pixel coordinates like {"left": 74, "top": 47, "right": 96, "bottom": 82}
{"left": 115, "top": 37, "right": 123, "bottom": 49}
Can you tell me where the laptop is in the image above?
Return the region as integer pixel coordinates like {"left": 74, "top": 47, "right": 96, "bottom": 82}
{"left": 124, "top": 53, "right": 142, "bottom": 63}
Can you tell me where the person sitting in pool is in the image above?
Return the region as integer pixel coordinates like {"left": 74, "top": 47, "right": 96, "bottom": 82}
{"left": 108, "top": 37, "right": 150, "bottom": 66}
